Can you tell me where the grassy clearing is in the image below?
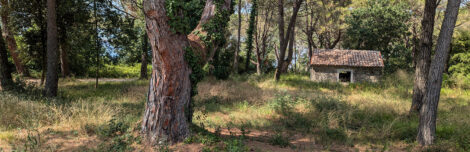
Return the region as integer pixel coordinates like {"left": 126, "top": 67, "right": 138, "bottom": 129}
{"left": 1, "top": 71, "right": 469, "bottom": 151}
{"left": 27, "top": 64, "right": 152, "bottom": 79}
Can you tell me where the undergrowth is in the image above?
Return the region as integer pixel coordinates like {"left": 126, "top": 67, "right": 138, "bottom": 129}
{"left": 1, "top": 71, "right": 469, "bottom": 151}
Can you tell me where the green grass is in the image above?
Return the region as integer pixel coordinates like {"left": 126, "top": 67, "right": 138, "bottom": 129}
{"left": 26, "top": 63, "right": 152, "bottom": 79}
{"left": 87, "top": 64, "right": 152, "bottom": 78}
{"left": 1, "top": 71, "right": 469, "bottom": 151}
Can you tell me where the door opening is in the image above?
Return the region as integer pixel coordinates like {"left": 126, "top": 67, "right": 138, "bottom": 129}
{"left": 339, "top": 71, "right": 352, "bottom": 82}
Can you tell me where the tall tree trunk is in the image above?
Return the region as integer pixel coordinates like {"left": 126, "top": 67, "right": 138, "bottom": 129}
{"left": 44, "top": 0, "right": 59, "bottom": 97}
{"left": 140, "top": 32, "right": 149, "bottom": 80}
{"left": 59, "top": 38, "right": 70, "bottom": 78}
{"left": 305, "top": 7, "right": 315, "bottom": 69}
{"left": 245, "top": 0, "right": 257, "bottom": 72}
{"left": 280, "top": 26, "right": 295, "bottom": 73}
{"left": 233, "top": 0, "right": 241, "bottom": 73}
{"left": 39, "top": 1, "right": 47, "bottom": 86}
{"left": 0, "top": 0, "right": 29, "bottom": 76}
{"left": 141, "top": 0, "right": 231, "bottom": 145}
{"left": 294, "top": 40, "right": 297, "bottom": 73}
{"left": 94, "top": 0, "right": 100, "bottom": 89}
{"left": 141, "top": 1, "right": 192, "bottom": 144}
{"left": 274, "top": 0, "right": 302, "bottom": 81}
{"left": 410, "top": 0, "right": 437, "bottom": 114}
{"left": 307, "top": 35, "right": 313, "bottom": 68}
{"left": 417, "top": 0, "right": 460, "bottom": 146}
{"left": 0, "top": 26, "right": 12, "bottom": 90}
{"left": 274, "top": 0, "right": 286, "bottom": 81}
{"left": 41, "top": 48, "right": 46, "bottom": 86}
{"left": 255, "top": 30, "right": 261, "bottom": 75}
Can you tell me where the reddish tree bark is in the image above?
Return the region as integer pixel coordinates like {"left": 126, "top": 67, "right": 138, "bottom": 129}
{"left": 141, "top": 0, "right": 231, "bottom": 145}
{"left": 1, "top": 0, "right": 29, "bottom": 76}
{"left": 417, "top": 0, "right": 460, "bottom": 146}
{"left": 410, "top": 0, "right": 437, "bottom": 114}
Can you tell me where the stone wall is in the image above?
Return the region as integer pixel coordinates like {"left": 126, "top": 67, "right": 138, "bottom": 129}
{"left": 310, "top": 66, "right": 382, "bottom": 83}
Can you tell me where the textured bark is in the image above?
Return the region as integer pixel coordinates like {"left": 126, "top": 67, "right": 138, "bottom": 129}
{"left": 0, "top": 0, "right": 29, "bottom": 76}
{"left": 274, "top": 0, "right": 302, "bottom": 81}
{"left": 45, "top": 0, "right": 59, "bottom": 96}
{"left": 142, "top": 0, "right": 231, "bottom": 145}
{"left": 233, "top": 0, "right": 241, "bottom": 73}
{"left": 142, "top": 0, "right": 191, "bottom": 144}
{"left": 140, "top": 33, "right": 149, "bottom": 80}
{"left": 280, "top": 27, "right": 295, "bottom": 73}
{"left": 44, "top": 0, "right": 59, "bottom": 97}
{"left": 410, "top": 0, "right": 437, "bottom": 114}
{"left": 0, "top": 26, "right": 12, "bottom": 90}
{"left": 417, "top": 0, "right": 460, "bottom": 146}
{"left": 59, "top": 39, "right": 70, "bottom": 78}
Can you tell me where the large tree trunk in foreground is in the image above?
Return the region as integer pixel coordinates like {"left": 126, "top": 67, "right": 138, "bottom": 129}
{"left": 417, "top": 0, "right": 460, "bottom": 146}
{"left": 44, "top": 0, "right": 59, "bottom": 97}
{"left": 0, "top": 0, "right": 29, "bottom": 76}
{"left": 141, "top": 2, "right": 192, "bottom": 144}
{"left": 0, "top": 27, "right": 12, "bottom": 90}
{"left": 410, "top": 0, "right": 437, "bottom": 114}
{"left": 141, "top": 0, "right": 231, "bottom": 145}
{"left": 140, "top": 33, "right": 149, "bottom": 80}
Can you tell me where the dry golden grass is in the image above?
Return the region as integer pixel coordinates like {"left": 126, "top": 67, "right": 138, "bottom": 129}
{"left": 0, "top": 72, "right": 469, "bottom": 151}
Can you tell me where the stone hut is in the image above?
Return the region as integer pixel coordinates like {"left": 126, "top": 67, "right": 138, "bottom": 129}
{"left": 309, "top": 49, "right": 384, "bottom": 83}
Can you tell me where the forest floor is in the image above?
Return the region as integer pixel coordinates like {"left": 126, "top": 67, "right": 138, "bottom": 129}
{"left": 1, "top": 71, "right": 470, "bottom": 151}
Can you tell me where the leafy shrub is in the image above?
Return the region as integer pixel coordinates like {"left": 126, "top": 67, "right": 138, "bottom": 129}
{"left": 97, "top": 134, "right": 134, "bottom": 152}
{"left": 268, "top": 133, "right": 290, "bottom": 148}
{"left": 270, "top": 94, "right": 312, "bottom": 130}
{"left": 391, "top": 121, "right": 418, "bottom": 142}
{"left": 209, "top": 48, "right": 233, "bottom": 80}
{"left": 187, "top": 125, "right": 220, "bottom": 146}
{"left": 436, "top": 125, "right": 456, "bottom": 140}
{"left": 312, "top": 96, "right": 348, "bottom": 112}
{"left": 270, "top": 94, "right": 297, "bottom": 117}
{"left": 457, "top": 133, "right": 470, "bottom": 151}
{"left": 324, "top": 128, "right": 347, "bottom": 142}
{"left": 96, "top": 119, "right": 129, "bottom": 139}
{"left": 225, "top": 138, "right": 248, "bottom": 152}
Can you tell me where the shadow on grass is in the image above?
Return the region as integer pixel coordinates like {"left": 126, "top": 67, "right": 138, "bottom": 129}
{"left": 194, "top": 92, "right": 423, "bottom": 149}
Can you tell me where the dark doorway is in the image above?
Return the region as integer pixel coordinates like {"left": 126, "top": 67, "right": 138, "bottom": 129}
{"left": 339, "top": 71, "right": 352, "bottom": 82}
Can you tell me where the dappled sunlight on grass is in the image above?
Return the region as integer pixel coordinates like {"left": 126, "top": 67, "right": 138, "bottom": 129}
{"left": 1, "top": 72, "right": 469, "bottom": 151}
{"left": 192, "top": 72, "right": 470, "bottom": 151}
{"left": 0, "top": 79, "right": 149, "bottom": 151}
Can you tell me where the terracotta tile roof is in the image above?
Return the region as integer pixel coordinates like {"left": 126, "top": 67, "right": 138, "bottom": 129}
{"left": 310, "top": 49, "right": 384, "bottom": 68}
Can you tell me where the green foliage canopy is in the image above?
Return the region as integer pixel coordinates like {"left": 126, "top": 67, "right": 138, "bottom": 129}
{"left": 343, "top": 0, "right": 412, "bottom": 73}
